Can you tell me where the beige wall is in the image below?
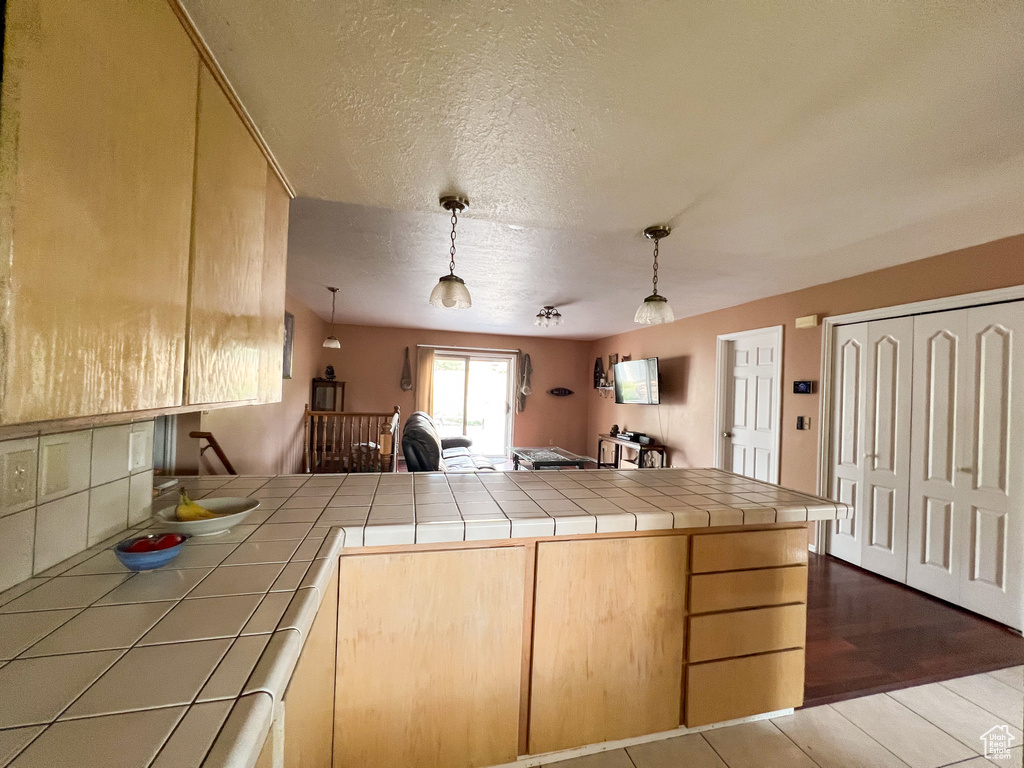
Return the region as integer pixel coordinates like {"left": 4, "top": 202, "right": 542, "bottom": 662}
{"left": 587, "top": 234, "right": 1024, "bottom": 494}
{"left": 316, "top": 324, "right": 592, "bottom": 456}
{"left": 198, "top": 293, "right": 327, "bottom": 474}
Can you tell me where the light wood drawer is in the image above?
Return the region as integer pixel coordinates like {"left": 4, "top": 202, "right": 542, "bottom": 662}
{"left": 689, "top": 566, "right": 807, "bottom": 614}
{"left": 688, "top": 604, "right": 806, "bottom": 663}
{"left": 685, "top": 649, "right": 805, "bottom": 727}
{"left": 690, "top": 528, "right": 808, "bottom": 573}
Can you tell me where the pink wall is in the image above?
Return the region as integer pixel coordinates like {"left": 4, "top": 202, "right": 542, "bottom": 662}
{"left": 587, "top": 234, "right": 1024, "bottom": 494}
{"left": 199, "top": 293, "right": 328, "bottom": 474}
{"left": 316, "top": 324, "right": 592, "bottom": 456}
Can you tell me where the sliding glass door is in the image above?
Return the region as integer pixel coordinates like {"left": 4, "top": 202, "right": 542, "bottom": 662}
{"left": 432, "top": 353, "right": 515, "bottom": 457}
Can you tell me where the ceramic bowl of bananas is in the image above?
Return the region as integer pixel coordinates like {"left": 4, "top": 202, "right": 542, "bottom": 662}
{"left": 152, "top": 489, "right": 260, "bottom": 536}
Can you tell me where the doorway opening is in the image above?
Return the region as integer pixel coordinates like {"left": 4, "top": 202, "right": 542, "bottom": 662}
{"left": 431, "top": 352, "right": 516, "bottom": 458}
{"left": 714, "top": 325, "right": 783, "bottom": 483}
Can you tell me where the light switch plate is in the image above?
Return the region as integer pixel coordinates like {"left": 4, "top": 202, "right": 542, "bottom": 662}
{"left": 1, "top": 449, "right": 37, "bottom": 510}
{"left": 40, "top": 442, "right": 71, "bottom": 498}
{"left": 129, "top": 431, "right": 148, "bottom": 473}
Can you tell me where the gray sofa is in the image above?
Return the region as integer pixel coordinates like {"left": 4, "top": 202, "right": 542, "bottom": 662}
{"left": 401, "top": 411, "right": 496, "bottom": 472}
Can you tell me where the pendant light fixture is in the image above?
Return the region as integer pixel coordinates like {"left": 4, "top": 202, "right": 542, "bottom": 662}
{"left": 429, "top": 195, "right": 472, "bottom": 309}
{"left": 534, "top": 306, "right": 563, "bottom": 328}
{"left": 634, "top": 225, "right": 675, "bottom": 325}
{"left": 323, "top": 286, "right": 341, "bottom": 348}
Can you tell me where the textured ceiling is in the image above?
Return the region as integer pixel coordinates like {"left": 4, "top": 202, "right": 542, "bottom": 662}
{"left": 181, "top": 0, "right": 1024, "bottom": 339}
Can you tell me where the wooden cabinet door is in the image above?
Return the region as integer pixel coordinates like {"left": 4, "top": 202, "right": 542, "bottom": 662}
{"left": 256, "top": 170, "right": 289, "bottom": 404}
{"left": 283, "top": 569, "right": 338, "bottom": 768}
{"left": 528, "top": 536, "right": 688, "bottom": 754}
{"left": 185, "top": 65, "right": 267, "bottom": 406}
{"left": 335, "top": 548, "right": 525, "bottom": 768}
{"left": 0, "top": 0, "right": 199, "bottom": 424}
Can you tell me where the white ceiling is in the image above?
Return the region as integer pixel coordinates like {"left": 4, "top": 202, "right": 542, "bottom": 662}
{"left": 181, "top": 0, "right": 1024, "bottom": 339}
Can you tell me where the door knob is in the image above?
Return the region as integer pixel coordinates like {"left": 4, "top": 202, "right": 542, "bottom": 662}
{"left": 863, "top": 453, "right": 877, "bottom": 459}
{"left": 722, "top": 432, "right": 733, "bottom": 438}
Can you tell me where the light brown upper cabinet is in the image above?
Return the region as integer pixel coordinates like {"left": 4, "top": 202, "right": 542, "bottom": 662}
{"left": 0, "top": 0, "right": 200, "bottom": 424}
{"left": 185, "top": 65, "right": 269, "bottom": 406}
{"left": 529, "top": 535, "right": 688, "bottom": 754}
{"left": 257, "top": 171, "right": 290, "bottom": 404}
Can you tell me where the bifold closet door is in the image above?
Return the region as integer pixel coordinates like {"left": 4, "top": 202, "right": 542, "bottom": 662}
{"left": 859, "top": 318, "right": 914, "bottom": 583}
{"left": 828, "top": 324, "right": 867, "bottom": 566}
{"left": 828, "top": 318, "right": 913, "bottom": 578}
{"left": 908, "top": 304, "right": 1024, "bottom": 629}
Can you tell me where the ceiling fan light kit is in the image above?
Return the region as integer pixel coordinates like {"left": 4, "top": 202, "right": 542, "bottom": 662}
{"left": 429, "top": 195, "right": 472, "bottom": 309}
{"left": 634, "top": 225, "right": 675, "bottom": 325}
{"left": 534, "top": 306, "right": 563, "bottom": 328}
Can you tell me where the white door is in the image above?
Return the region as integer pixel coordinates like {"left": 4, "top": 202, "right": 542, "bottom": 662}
{"left": 907, "top": 304, "right": 1024, "bottom": 629}
{"left": 907, "top": 310, "right": 965, "bottom": 605}
{"left": 717, "top": 327, "right": 782, "bottom": 483}
{"left": 828, "top": 323, "right": 866, "bottom": 566}
{"left": 860, "top": 317, "right": 914, "bottom": 582}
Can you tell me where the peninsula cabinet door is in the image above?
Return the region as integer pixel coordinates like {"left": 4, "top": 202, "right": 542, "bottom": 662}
{"left": 528, "top": 536, "right": 688, "bottom": 755}
{"left": 0, "top": 0, "right": 199, "bottom": 424}
{"left": 185, "top": 64, "right": 268, "bottom": 406}
{"left": 335, "top": 548, "right": 525, "bottom": 768}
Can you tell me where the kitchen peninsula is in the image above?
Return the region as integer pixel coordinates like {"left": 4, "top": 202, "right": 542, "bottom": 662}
{"left": 0, "top": 468, "right": 848, "bottom": 768}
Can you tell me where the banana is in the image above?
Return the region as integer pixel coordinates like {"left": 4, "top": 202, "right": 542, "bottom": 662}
{"left": 175, "top": 489, "right": 219, "bottom": 521}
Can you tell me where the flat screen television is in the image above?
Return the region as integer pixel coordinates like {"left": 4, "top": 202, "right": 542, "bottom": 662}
{"left": 613, "top": 358, "right": 660, "bottom": 405}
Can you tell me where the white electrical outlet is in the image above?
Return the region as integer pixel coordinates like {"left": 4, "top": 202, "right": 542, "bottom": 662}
{"left": 1, "top": 449, "right": 37, "bottom": 510}
{"left": 40, "top": 442, "right": 71, "bottom": 497}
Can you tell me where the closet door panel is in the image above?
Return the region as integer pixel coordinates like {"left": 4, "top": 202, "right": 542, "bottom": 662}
{"left": 908, "top": 312, "right": 966, "bottom": 604}
{"left": 828, "top": 324, "right": 866, "bottom": 565}
{"left": 860, "top": 318, "right": 913, "bottom": 582}
{"left": 958, "top": 303, "right": 1024, "bottom": 629}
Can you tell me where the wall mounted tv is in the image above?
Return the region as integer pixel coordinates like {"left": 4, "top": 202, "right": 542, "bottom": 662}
{"left": 613, "top": 358, "right": 660, "bottom": 405}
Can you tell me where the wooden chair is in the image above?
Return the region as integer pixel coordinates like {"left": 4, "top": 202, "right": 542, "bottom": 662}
{"left": 303, "top": 406, "right": 401, "bottom": 473}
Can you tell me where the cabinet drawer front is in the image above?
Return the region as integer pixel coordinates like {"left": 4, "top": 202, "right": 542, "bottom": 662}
{"left": 685, "top": 649, "right": 805, "bottom": 727}
{"left": 688, "top": 604, "right": 806, "bottom": 663}
{"left": 690, "top": 528, "right": 808, "bottom": 573}
{"left": 690, "top": 566, "right": 807, "bottom": 614}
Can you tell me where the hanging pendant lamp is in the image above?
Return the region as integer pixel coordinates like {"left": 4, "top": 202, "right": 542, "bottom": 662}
{"left": 429, "top": 195, "right": 472, "bottom": 309}
{"left": 634, "top": 225, "right": 675, "bottom": 325}
{"left": 323, "top": 286, "right": 341, "bottom": 348}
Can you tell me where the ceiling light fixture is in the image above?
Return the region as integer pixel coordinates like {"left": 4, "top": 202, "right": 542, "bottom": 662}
{"left": 323, "top": 286, "right": 341, "bottom": 348}
{"left": 429, "top": 195, "right": 472, "bottom": 309}
{"left": 634, "top": 225, "right": 675, "bottom": 325}
{"left": 534, "top": 306, "right": 563, "bottom": 328}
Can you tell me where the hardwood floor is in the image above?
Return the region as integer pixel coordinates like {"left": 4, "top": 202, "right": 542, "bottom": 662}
{"left": 804, "top": 552, "right": 1024, "bottom": 707}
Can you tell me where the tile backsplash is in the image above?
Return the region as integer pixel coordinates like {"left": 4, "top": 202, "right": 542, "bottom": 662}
{"left": 0, "top": 421, "right": 155, "bottom": 591}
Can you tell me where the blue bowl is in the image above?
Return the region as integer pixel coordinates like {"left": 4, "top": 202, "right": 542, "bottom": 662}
{"left": 114, "top": 533, "right": 190, "bottom": 571}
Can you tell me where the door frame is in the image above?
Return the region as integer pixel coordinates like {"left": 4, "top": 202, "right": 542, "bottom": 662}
{"left": 429, "top": 348, "right": 518, "bottom": 459}
{"left": 816, "top": 283, "right": 1024, "bottom": 553}
{"left": 714, "top": 325, "right": 784, "bottom": 484}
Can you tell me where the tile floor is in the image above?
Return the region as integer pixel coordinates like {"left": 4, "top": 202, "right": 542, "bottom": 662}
{"left": 550, "top": 666, "right": 1024, "bottom": 768}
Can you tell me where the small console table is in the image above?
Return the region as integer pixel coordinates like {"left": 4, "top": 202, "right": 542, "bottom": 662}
{"left": 597, "top": 434, "right": 668, "bottom": 469}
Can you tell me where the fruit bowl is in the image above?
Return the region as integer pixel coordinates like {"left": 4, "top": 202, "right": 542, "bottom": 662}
{"left": 152, "top": 497, "right": 260, "bottom": 536}
{"left": 115, "top": 533, "right": 190, "bottom": 571}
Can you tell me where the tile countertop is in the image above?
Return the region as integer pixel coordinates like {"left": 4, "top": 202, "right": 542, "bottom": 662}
{"left": 323, "top": 466, "right": 851, "bottom": 547}
{"left": 0, "top": 468, "right": 848, "bottom": 768}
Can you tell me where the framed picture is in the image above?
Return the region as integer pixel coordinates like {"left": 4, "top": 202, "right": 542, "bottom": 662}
{"left": 282, "top": 311, "right": 294, "bottom": 379}
{"left": 608, "top": 354, "right": 618, "bottom": 385}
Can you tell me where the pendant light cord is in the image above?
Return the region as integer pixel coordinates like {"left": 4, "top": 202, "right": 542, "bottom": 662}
{"left": 449, "top": 207, "right": 458, "bottom": 275}
{"left": 330, "top": 288, "right": 337, "bottom": 331}
{"left": 651, "top": 236, "right": 660, "bottom": 296}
